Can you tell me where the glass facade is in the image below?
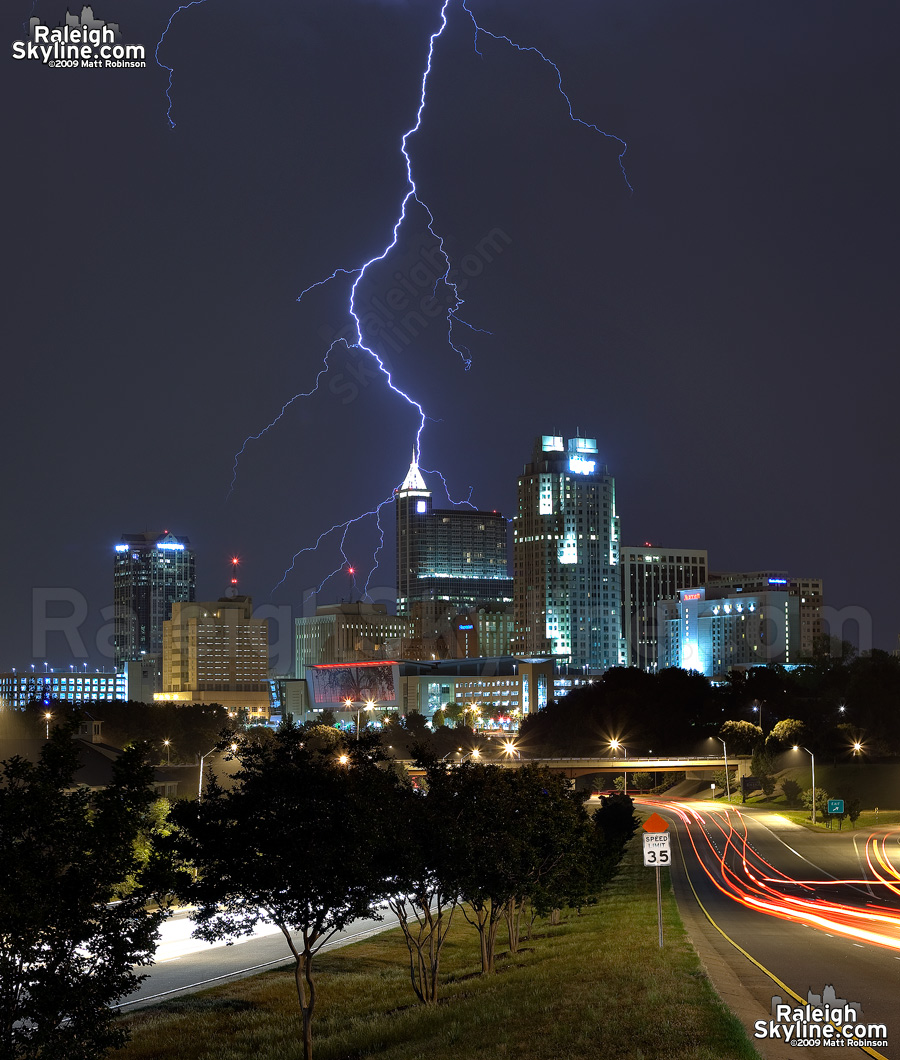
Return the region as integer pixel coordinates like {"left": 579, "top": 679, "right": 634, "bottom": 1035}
{"left": 513, "top": 435, "right": 625, "bottom": 672}
{"left": 396, "top": 457, "right": 512, "bottom": 616}
{"left": 113, "top": 532, "right": 195, "bottom": 667}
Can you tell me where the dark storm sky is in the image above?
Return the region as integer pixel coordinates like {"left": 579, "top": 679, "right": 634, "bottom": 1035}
{"left": 3, "top": 0, "right": 898, "bottom": 672}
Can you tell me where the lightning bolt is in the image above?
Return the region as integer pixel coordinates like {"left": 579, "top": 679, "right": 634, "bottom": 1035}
{"left": 155, "top": 1, "right": 210, "bottom": 130}
{"left": 161, "top": 0, "right": 630, "bottom": 596}
{"left": 461, "top": 1, "right": 632, "bottom": 194}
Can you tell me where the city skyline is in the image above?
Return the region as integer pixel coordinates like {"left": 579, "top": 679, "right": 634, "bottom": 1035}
{"left": 4, "top": 0, "right": 898, "bottom": 669}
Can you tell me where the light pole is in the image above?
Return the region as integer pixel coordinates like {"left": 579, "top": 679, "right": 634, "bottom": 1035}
{"left": 717, "top": 737, "right": 731, "bottom": 802}
{"left": 198, "top": 745, "right": 218, "bottom": 800}
{"left": 794, "top": 745, "right": 817, "bottom": 824}
{"left": 356, "top": 699, "right": 375, "bottom": 741}
{"left": 163, "top": 739, "right": 171, "bottom": 765}
{"left": 44, "top": 712, "right": 52, "bottom": 739}
{"left": 198, "top": 743, "right": 236, "bottom": 800}
{"left": 610, "top": 739, "right": 627, "bottom": 795}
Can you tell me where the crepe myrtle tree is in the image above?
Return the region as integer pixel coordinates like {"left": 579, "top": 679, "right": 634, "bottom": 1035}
{"left": 380, "top": 757, "right": 462, "bottom": 1006}
{"left": 0, "top": 727, "right": 167, "bottom": 1060}
{"left": 169, "top": 724, "right": 401, "bottom": 1060}
{"left": 440, "top": 762, "right": 594, "bottom": 972}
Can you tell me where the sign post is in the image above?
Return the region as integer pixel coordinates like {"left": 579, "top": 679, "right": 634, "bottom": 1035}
{"left": 642, "top": 813, "right": 671, "bottom": 948}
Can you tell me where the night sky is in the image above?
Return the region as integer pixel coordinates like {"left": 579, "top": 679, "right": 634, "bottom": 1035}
{"left": 4, "top": 0, "right": 898, "bottom": 674}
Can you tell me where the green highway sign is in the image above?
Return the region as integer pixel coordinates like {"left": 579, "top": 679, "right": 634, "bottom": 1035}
{"left": 826, "top": 799, "right": 844, "bottom": 814}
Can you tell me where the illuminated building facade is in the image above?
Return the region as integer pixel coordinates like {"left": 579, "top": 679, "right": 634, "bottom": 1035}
{"left": 658, "top": 586, "right": 800, "bottom": 677}
{"left": 0, "top": 669, "right": 125, "bottom": 708}
{"left": 397, "top": 656, "right": 553, "bottom": 721}
{"left": 113, "top": 532, "right": 195, "bottom": 668}
{"left": 295, "top": 603, "right": 413, "bottom": 680}
{"left": 156, "top": 596, "right": 270, "bottom": 717}
{"left": 513, "top": 435, "right": 625, "bottom": 671}
{"left": 451, "top": 604, "right": 516, "bottom": 659}
{"left": 395, "top": 454, "right": 511, "bottom": 616}
{"left": 620, "top": 545, "right": 708, "bottom": 671}
{"left": 706, "top": 571, "right": 823, "bottom": 659}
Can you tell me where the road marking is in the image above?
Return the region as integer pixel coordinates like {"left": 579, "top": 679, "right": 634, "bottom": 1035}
{"left": 671, "top": 820, "right": 889, "bottom": 1060}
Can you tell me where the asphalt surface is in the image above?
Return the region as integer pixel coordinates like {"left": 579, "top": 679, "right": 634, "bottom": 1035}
{"left": 640, "top": 799, "right": 900, "bottom": 1060}
{"left": 115, "top": 907, "right": 401, "bottom": 1011}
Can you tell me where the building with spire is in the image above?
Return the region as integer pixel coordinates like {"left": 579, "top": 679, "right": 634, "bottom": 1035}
{"left": 395, "top": 452, "right": 512, "bottom": 618}
{"left": 512, "top": 434, "right": 625, "bottom": 672}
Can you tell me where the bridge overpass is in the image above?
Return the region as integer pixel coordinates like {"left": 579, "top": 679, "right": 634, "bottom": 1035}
{"left": 398, "top": 755, "right": 752, "bottom": 780}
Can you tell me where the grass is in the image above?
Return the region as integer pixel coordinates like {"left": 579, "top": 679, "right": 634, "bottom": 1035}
{"left": 112, "top": 840, "right": 761, "bottom": 1060}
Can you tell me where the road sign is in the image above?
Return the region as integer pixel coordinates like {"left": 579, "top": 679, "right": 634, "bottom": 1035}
{"left": 643, "top": 832, "right": 671, "bottom": 866}
{"left": 827, "top": 799, "right": 844, "bottom": 814}
{"left": 642, "top": 812, "right": 670, "bottom": 833}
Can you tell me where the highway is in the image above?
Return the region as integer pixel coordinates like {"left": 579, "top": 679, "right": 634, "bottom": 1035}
{"left": 115, "top": 905, "right": 401, "bottom": 1011}
{"left": 641, "top": 799, "right": 900, "bottom": 1060}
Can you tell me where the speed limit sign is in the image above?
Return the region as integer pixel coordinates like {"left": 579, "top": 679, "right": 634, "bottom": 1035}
{"left": 643, "top": 832, "right": 671, "bottom": 866}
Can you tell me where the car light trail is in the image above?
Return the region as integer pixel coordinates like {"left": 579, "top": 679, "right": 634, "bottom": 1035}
{"left": 643, "top": 800, "right": 900, "bottom": 953}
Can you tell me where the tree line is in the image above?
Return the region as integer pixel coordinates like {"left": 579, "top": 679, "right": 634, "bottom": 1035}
{"left": 517, "top": 649, "right": 900, "bottom": 758}
{"left": 0, "top": 722, "right": 637, "bottom": 1060}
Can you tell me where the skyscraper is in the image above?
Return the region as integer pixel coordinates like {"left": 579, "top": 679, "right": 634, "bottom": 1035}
{"left": 620, "top": 545, "right": 708, "bottom": 671}
{"left": 113, "top": 532, "right": 195, "bottom": 668}
{"left": 395, "top": 453, "right": 512, "bottom": 617}
{"left": 513, "top": 435, "right": 625, "bottom": 671}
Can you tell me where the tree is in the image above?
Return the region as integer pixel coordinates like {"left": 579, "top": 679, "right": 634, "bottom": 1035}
{"left": 0, "top": 728, "right": 166, "bottom": 1060}
{"left": 545, "top": 793, "right": 638, "bottom": 917}
{"left": 382, "top": 762, "right": 461, "bottom": 1005}
{"left": 802, "top": 786, "right": 828, "bottom": 819}
{"left": 766, "top": 718, "right": 809, "bottom": 752}
{"left": 443, "top": 763, "right": 590, "bottom": 972}
{"left": 169, "top": 725, "right": 399, "bottom": 1060}
{"left": 719, "top": 720, "right": 763, "bottom": 755}
{"left": 781, "top": 778, "right": 802, "bottom": 805}
{"left": 749, "top": 747, "right": 778, "bottom": 797}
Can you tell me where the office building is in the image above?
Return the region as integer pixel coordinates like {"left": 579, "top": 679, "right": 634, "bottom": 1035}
{"left": 156, "top": 596, "right": 269, "bottom": 717}
{"left": 395, "top": 454, "right": 512, "bottom": 616}
{"left": 0, "top": 668, "right": 125, "bottom": 709}
{"left": 295, "top": 602, "right": 412, "bottom": 680}
{"left": 513, "top": 434, "right": 625, "bottom": 671}
{"left": 620, "top": 545, "right": 708, "bottom": 671}
{"left": 451, "top": 604, "right": 516, "bottom": 659}
{"left": 113, "top": 532, "right": 195, "bottom": 668}
{"left": 706, "top": 571, "right": 823, "bottom": 659}
{"left": 658, "top": 586, "right": 800, "bottom": 677}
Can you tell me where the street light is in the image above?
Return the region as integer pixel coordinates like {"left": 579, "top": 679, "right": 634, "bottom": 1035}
{"left": 501, "top": 740, "right": 520, "bottom": 759}
{"left": 44, "top": 712, "right": 52, "bottom": 739}
{"left": 610, "top": 739, "right": 627, "bottom": 795}
{"left": 163, "top": 739, "right": 171, "bottom": 765}
{"left": 793, "top": 745, "right": 817, "bottom": 824}
{"left": 717, "top": 737, "right": 731, "bottom": 802}
{"left": 198, "top": 742, "right": 236, "bottom": 801}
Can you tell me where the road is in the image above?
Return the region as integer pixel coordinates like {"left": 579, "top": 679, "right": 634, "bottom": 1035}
{"left": 115, "top": 906, "right": 401, "bottom": 1011}
{"left": 640, "top": 799, "right": 900, "bottom": 1060}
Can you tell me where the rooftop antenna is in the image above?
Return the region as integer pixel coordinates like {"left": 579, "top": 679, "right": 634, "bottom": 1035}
{"left": 227, "top": 556, "right": 239, "bottom": 598}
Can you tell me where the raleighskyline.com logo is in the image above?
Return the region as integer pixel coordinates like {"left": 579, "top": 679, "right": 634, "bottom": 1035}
{"left": 754, "top": 986, "right": 888, "bottom": 1048}
{"left": 10, "top": 5, "right": 146, "bottom": 68}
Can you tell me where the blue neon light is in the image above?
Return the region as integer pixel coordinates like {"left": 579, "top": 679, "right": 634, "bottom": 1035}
{"left": 568, "top": 456, "right": 596, "bottom": 475}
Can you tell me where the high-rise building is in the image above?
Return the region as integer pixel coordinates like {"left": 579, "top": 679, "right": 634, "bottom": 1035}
{"left": 113, "top": 532, "right": 195, "bottom": 668}
{"left": 156, "top": 595, "right": 269, "bottom": 717}
{"left": 620, "top": 545, "right": 708, "bottom": 671}
{"left": 395, "top": 454, "right": 511, "bottom": 616}
{"left": 513, "top": 435, "right": 625, "bottom": 671}
{"left": 706, "top": 571, "right": 823, "bottom": 659}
